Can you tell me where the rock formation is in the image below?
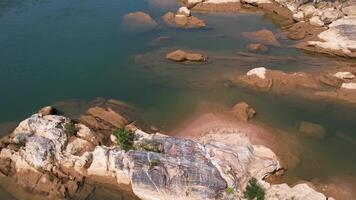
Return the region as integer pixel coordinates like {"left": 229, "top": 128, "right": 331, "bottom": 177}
{"left": 233, "top": 67, "right": 319, "bottom": 93}
{"left": 0, "top": 109, "right": 330, "bottom": 200}
{"left": 166, "top": 49, "right": 206, "bottom": 62}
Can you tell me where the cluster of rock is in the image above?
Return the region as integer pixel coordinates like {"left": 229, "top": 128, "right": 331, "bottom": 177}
{"left": 122, "top": 5, "right": 206, "bottom": 32}
{"left": 0, "top": 106, "right": 330, "bottom": 200}
{"left": 162, "top": 7, "right": 206, "bottom": 28}
{"left": 179, "top": 0, "right": 356, "bottom": 57}
{"left": 232, "top": 67, "right": 356, "bottom": 105}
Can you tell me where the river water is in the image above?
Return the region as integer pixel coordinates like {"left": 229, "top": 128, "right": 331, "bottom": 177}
{"left": 0, "top": 0, "right": 355, "bottom": 199}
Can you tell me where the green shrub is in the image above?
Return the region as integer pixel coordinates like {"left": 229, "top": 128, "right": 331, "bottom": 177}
{"left": 226, "top": 187, "right": 234, "bottom": 195}
{"left": 243, "top": 178, "right": 265, "bottom": 200}
{"left": 113, "top": 129, "right": 134, "bottom": 151}
{"left": 64, "top": 122, "right": 77, "bottom": 136}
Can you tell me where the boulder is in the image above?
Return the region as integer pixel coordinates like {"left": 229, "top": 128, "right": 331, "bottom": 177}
{"left": 162, "top": 12, "right": 206, "bottom": 28}
{"left": 231, "top": 102, "right": 256, "bottom": 121}
{"left": 341, "top": 82, "right": 356, "bottom": 90}
{"left": 166, "top": 49, "right": 206, "bottom": 62}
{"left": 246, "top": 43, "right": 269, "bottom": 53}
{"left": 320, "top": 8, "right": 342, "bottom": 25}
{"left": 293, "top": 11, "right": 304, "bottom": 22}
{"left": 333, "top": 72, "right": 355, "bottom": 80}
{"left": 297, "top": 121, "right": 326, "bottom": 140}
{"left": 243, "top": 29, "right": 280, "bottom": 46}
{"left": 38, "top": 106, "right": 56, "bottom": 116}
{"left": 177, "top": 6, "right": 190, "bottom": 16}
{"left": 299, "top": 4, "right": 316, "bottom": 18}
{"left": 309, "top": 16, "right": 324, "bottom": 27}
{"left": 122, "top": 12, "right": 158, "bottom": 32}
{"left": 80, "top": 107, "right": 130, "bottom": 130}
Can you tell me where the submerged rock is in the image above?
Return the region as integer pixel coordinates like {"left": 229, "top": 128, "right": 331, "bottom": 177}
{"left": 231, "top": 102, "right": 256, "bottom": 121}
{"left": 166, "top": 49, "right": 206, "bottom": 62}
{"left": 243, "top": 29, "right": 280, "bottom": 46}
{"left": 297, "top": 121, "right": 326, "bottom": 140}
{"left": 246, "top": 43, "right": 269, "bottom": 53}
{"left": 122, "top": 12, "right": 158, "bottom": 32}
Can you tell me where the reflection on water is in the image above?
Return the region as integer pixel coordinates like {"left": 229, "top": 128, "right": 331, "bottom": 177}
{"left": 0, "top": 0, "right": 356, "bottom": 199}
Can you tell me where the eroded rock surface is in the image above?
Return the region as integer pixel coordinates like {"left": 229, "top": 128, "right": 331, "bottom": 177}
{"left": 0, "top": 111, "right": 329, "bottom": 200}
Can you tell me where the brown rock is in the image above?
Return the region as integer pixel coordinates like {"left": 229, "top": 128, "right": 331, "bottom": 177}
{"left": 38, "top": 106, "right": 57, "bottom": 116}
{"left": 80, "top": 107, "right": 130, "bottom": 130}
{"left": 162, "top": 12, "right": 176, "bottom": 26}
{"left": 234, "top": 68, "right": 319, "bottom": 93}
{"left": 297, "top": 121, "right": 326, "bottom": 140}
{"left": 122, "top": 12, "right": 158, "bottom": 32}
{"left": 243, "top": 29, "right": 280, "bottom": 46}
{"left": 166, "top": 49, "right": 206, "bottom": 62}
{"left": 162, "top": 12, "right": 206, "bottom": 28}
{"left": 318, "top": 74, "right": 344, "bottom": 88}
{"left": 246, "top": 43, "right": 268, "bottom": 53}
{"left": 231, "top": 102, "right": 256, "bottom": 121}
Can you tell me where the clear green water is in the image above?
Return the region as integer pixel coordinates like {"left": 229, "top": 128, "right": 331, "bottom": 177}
{"left": 0, "top": 0, "right": 356, "bottom": 199}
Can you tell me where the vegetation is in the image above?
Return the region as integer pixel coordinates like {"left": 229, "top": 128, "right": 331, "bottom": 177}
{"left": 64, "top": 122, "right": 77, "bottom": 136}
{"left": 243, "top": 178, "right": 265, "bottom": 200}
{"left": 134, "top": 139, "right": 163, "bottom": 153}
{"left": 113, "top": 129, "right": 134, "bottom": 151}
{"left": 226, "top": 187, "right": 234, "bottom": 195}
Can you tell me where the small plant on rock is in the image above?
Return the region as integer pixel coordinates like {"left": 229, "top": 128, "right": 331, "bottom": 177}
{"left": 113, "top": 129, "right": 134, "bottom": 151}
{"left": 243, "top": 178, "right": 265, "bottom": 200}
{"left": 226, "top": 187, "right": 234, "bottom": 195}
{"left": 64, "top": 122, "right": 77, "bottom": 136}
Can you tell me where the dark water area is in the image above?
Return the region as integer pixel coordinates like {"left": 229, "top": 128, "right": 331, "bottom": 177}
{"left": 0, "top": 0, "right": 356, "bottom": 199}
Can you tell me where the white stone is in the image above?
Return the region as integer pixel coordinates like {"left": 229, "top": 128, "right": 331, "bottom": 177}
{"left": 293, "top": 11, "right": 304, "bottom": 22}
{"left": 333, "top": 72, "right": 355, "bottom": 79}
{"left": 177, "top": 6, "right": 190, "bottom": 16}
{"left": 341, "top": 82, "right": 356, "bottom": 90}
{"left": 309, "top": 17, "right": 356, "bottom": 53}
{"left": 247, "top": 67, "right": 267, "bottom": 79}
{"left": 309, "top": 16, "right": 324, "bottom": 27}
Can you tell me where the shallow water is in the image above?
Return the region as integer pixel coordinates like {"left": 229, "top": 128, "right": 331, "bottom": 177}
{"left": 0, "top": 0, "right": 356, "bottom": 199}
